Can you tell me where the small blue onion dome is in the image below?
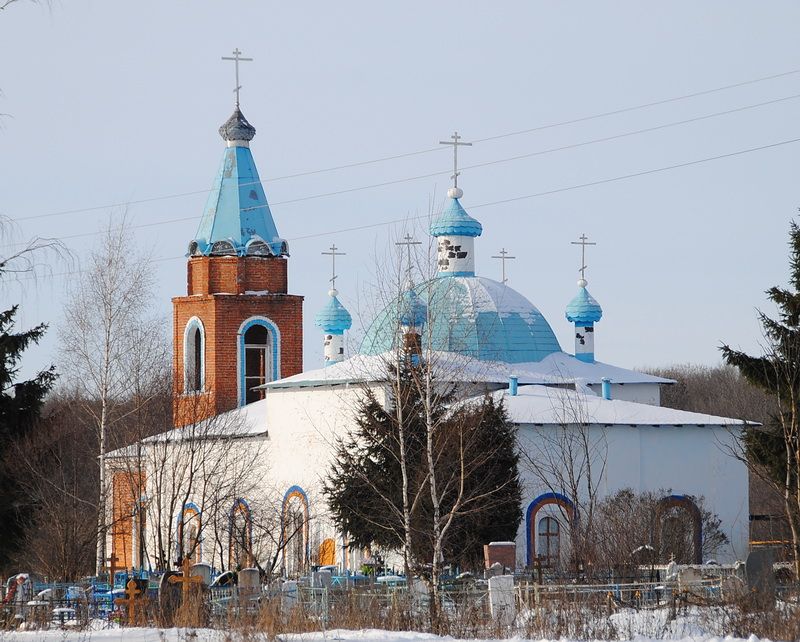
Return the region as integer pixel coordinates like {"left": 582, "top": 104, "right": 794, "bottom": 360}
{"left": 565, "top": 279, "right": 603, "bottom": 325}
{"left": 219, "top": 108, "right": 256, "bottom": 142}
{"left": 399, "top": 288, "right": 427, "bottom": 328}
{"left": 315, "top": 289, "right": 353, "bottom": 334}
{"left": 430, "top": 190, "right": 483, "bottom": 238}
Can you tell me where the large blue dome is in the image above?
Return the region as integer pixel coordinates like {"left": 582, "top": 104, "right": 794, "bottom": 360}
{"left": 360, "top": 276, "right": 562, "bottom": 363}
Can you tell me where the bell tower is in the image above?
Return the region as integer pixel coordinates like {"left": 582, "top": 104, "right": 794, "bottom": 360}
{"left": 173, "top": 56, "right": 303, "bottom": 426}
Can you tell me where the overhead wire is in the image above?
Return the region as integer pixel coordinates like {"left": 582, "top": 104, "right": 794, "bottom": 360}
{"left": 9, "top": 133, "right": 800, "bottom": 276}
{"left": 6, "top": 66, "right": 800, "bottom": 224}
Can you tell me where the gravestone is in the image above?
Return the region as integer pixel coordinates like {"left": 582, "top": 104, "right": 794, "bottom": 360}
{"left": 191, "top": 563, "right": 212, "bottom": 586}
{"left": 312, "top": 569, "right": 332, "bottom": 590}
{"left": 488, "top": 574, "right": 516, "bottom": 626}
{"left": 746, "top": 548, "right": 776, "bottom": 608}
{"left": 239, "top": 568, "right": 260, "bottom": 589}
{"left": 485, "top": 561, "right": 504, "bottom": 579}
{"left": 408, "top": 578, "right": 429, "bottom": 613}
{"left": 484, "top": 541, "right": 516, "bottom": 571}
{"left": 281, "top": 580, "right": 298, "bottom": 610}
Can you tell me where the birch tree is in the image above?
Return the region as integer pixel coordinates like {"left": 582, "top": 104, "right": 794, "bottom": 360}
{"left": 59, "top": 216, "right": 161, "bottom": 575}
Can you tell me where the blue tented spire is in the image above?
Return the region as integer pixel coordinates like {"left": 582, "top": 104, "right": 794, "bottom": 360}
{"left": 188, "top": 108, "right": 289, "bottom": 258}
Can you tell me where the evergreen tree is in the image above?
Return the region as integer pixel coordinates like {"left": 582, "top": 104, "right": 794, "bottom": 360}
{"left": 0, "top": 305, "right": 56, "bottom": 570}
{"left": 324, "top": 362, "right": 521, "bottom": 570}
{"left": 721, "top": 220, "right": 800, "bottom": 579}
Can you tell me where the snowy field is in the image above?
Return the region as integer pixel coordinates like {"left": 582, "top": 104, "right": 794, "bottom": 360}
{"left": 0, "top": 614, "right": 785, "bottom": 642}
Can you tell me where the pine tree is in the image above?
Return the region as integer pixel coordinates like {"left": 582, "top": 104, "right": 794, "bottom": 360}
{"left": 721, "top": 220, "right": 800, "bottom": 579}
{"left": 0, "top": 304, "right": 56, "bottom": 570}
{"left": 324, "top": 362, "right": 521, "bottom": 571}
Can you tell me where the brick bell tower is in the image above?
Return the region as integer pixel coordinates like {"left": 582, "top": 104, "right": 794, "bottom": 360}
{"left": 172, "top": 97, "right": 303, "bottom": 427}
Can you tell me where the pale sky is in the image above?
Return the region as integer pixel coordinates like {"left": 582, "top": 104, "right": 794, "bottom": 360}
{"left": 2, "top": 1, "right": 799, "bottom": 380}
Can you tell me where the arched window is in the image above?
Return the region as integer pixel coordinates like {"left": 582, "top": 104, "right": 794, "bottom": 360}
{"left": 526, "top": 492, "right": 574, "bottom": 567}
{"left": 177, "top": 504, "right": 201, "bottom": 564}
{"left": 229, "top": 499, "right": 253, "bottom": 570}
{"left": 538, "top": 516, "right": 560, "bottom": 567}
{"left": 238, "top": 318, "right": 280, "bottom": 406}
{"left": 184, "top": 318, "right": 205, "bottom": 393}
{"left": 281, "top": 486, "right": 309, "bottom": 578}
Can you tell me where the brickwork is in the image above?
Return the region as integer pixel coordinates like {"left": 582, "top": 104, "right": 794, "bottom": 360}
{"left": 187, "top": 256, "right": 288, "bottom": 296}
{"left": 484, "top": 542, "right": 516, "bottom": 571}
{"left": 111, "top": 470, "right": 145, "bottom": 570}
{"left": 173, "top": 255, "right": 303, "bottom": 427}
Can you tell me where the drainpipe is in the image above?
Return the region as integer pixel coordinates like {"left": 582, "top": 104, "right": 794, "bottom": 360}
{"left": 509, "top": 376, "right": 518, "bottom": 396}
{"left": 601, "top": 377, "right": 611, "bottom": 400}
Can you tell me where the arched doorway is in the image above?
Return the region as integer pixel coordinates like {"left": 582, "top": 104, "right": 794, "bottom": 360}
{"left": 238, "top": 317, "right": 280, "bottom": 406}
{"left": 654, "top": 495, "right": 702, "bottom": 564}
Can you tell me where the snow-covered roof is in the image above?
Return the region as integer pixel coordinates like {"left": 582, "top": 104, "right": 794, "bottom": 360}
{"left": 105, "top": 399, "right": 268, "bottom": 459}
{"left": 484, "top": 385, "right": 749, "bottom": 427}
{"left": 264, "top": 350, "right": 673, "bottom": 390}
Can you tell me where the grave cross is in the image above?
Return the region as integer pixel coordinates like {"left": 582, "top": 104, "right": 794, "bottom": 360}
{"left": 439, "top": 131, "right": 472, "bottom": 189}
{"left": 396, "top": 234, "right": 421, "bottom": 280}
{"left": 321, "top": 244, "right": 346, "bottom": 290}
{"left": 107, "top": 552, "right": 119, "bottom": 580}
{"left": 491, "top": 248, "right": 516, "bottom": 284}
{"left": 168, "top": 557, "right": 203, "bottom": 602}
{"left": 221, "top": 48, "right": 254, "bottom": 108}
{"left": 571, "top": 233, "right": 597, "bottom": 281}
{"left": 114, "top": 579, "right": 142, "bottom": 626}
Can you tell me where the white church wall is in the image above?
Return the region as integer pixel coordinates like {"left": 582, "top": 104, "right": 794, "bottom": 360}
{"left": 261, "top": 383, "right": 389, "bottom": 570}
{"left": 515, "top": 422, "right": 748, "bottom": 567}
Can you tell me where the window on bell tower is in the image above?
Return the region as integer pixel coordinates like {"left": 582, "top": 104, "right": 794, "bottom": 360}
{"left": 184, "top": 318, "right": 205, "bottom": 393}
{"left": 244, "top": 324, "right": 270, "bottom": 404}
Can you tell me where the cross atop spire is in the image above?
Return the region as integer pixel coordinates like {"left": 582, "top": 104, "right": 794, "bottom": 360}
{"left": 321, "top": 244, "right": 346, "bottom": 291}
{"left": 491, "top": 248, "right": 516, "bottom": 284}
{"left": 571, "top": 233, "right": 597, "bottom": 283}
{"left": 396, "top": 233, "right": 422, "bottom": 282}
{"left": 222, "top": 48, "right": 253, "bottom": 108}
{"left": 439, "top": 131, "right": 472, "bottom": 196}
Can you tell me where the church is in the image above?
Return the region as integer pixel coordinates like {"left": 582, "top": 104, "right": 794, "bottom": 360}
{"left": 106, "top": 74, "right": 750, "bottom": 577}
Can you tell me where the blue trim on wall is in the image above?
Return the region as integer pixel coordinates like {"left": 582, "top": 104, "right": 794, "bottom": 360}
{"left": 184, "top": 317, "right": 206, "bottom": 393}
{"left": 238, "top": 317, "right": 281, "bottom": 406}
{"left": 436, "top": 270, "right": 475, "bottom": 278}
{"left": 175, "top": 502, "right": 202, "bottom": 560}
{"left": 281, "top": 485, "right": 310, "bottom": 563}
{"left": 525, "top": 492, "right": 574, "bottom": 567}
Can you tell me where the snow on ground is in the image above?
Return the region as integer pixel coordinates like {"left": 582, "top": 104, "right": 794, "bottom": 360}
{"left": 0, "top": 623, "right": 778, "bottom": 642}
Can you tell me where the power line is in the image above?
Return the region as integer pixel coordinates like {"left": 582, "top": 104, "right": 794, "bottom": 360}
{"left": 472, "top": 67, "right": 800, "bottom": 143}
{"left": 287, "top": 135, "right": 800, "bottom": 241}
{"left": 6, "top": 69, "right": 800, "bottom": 224}
{"left": 9, "top": 134, "right": 800, "bottom": 271}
